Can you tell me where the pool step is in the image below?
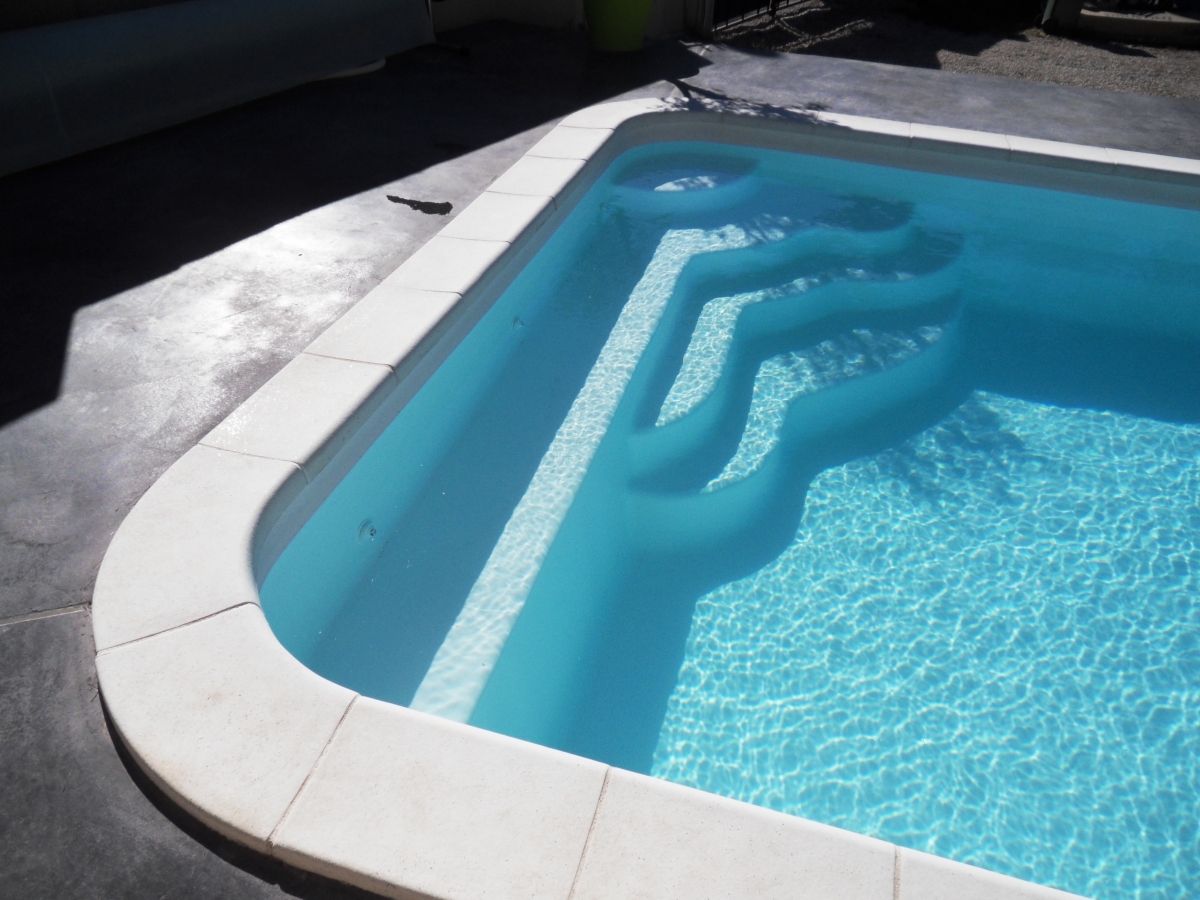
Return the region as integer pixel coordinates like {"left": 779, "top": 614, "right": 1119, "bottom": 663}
{"left": 624, "top": 308, "right": 968, "bottom": 577}
{"left": 706, "top": 324, "right": 949, "bottom": 491}
{"left": 629, "top": 260, "right": 964, "bottom": 490}
{"left": 654, "top": 220, "right": 937, "bottom": 428}
{"left": 605, "top": 152, "right": 762, "bottom": 219}
{"left": 409, "top": 218, "right": 958, "bottom": 723}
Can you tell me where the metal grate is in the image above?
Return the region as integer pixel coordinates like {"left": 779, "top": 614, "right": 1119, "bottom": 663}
{"left": 712, "top": 0, "right": 809, "bottom": 31}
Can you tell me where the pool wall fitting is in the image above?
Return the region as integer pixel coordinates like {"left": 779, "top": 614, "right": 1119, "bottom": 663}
{"left": 93, "top": 97, "right": 1200, "bottom": 899}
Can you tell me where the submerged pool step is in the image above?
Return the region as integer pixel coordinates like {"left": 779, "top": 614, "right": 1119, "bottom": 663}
{"left": 678, "top": 219, "right": 922, "bottom": 303}
{"left": 705, "top": 324, "right": 948, "bottom": 491}
{"left": 652, "top": 220, "right": 947, "bottom": 430}
{"left": 630, "top": 260, "right": 964, "bottom": 490}
{"left": 624, "top": 309, "right": 968, "bottom": 575}
{"left": 606, "top": 152, "right": 762, "bottom": 219}
{"left": 408, "top": 219, "right": 961, "bottom": 723}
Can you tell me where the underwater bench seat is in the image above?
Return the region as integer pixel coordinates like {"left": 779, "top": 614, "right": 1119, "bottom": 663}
{"left": 0, "top": 0, "right": 433, "bottom": 176}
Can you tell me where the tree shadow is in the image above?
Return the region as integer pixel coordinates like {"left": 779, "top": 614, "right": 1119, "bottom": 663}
{"left": 0, "top": 21, "right": 708, "bottom": 426}
{"left": 1068, "top": 31, "right": 1157, "bottom": 55}
{"left": 720, "top": 0, "right": 1043, "bottom": 69}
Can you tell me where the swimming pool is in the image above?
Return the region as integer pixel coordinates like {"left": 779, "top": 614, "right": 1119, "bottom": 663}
{"left": 94, "top": 98, "right": 1200, "bottom": 900}
{"left": 259, "top": 127, "right": 1200, "bottom": 897}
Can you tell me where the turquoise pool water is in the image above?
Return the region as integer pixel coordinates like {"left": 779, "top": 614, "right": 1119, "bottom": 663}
{"left": 263, "top": 141, "right": 1200, "bottom": 897}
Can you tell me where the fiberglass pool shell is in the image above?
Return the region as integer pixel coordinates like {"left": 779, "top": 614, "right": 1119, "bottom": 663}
{"left": 261, "top": 138, "right": 1199, "bottom": 767}
{"left": 259, "top": 131, "right": 1200, "bottom": 897}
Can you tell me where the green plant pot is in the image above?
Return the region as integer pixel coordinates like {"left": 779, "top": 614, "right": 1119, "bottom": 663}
{"left": 585, "top": 0, "right": 653, "bottom": 52}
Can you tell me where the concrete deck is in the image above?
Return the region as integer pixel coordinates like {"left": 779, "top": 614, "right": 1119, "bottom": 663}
{"left": 2, "top": 21, "right": 1198, "bottom": 898}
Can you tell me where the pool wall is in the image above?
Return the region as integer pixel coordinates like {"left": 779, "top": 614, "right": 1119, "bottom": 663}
{"left": 92, "top": 97, "right": 1200, "bottom": 899}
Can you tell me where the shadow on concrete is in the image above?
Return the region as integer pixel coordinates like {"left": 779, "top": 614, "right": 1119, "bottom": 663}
{"left": 1068, "top": 31, "right": 1156, "bottom": 54}
{"left": 720, "top": 0, "right": 1044, "bottom": 68}
{"left": 0, "top": 21, "right": 706, "bottom": 427}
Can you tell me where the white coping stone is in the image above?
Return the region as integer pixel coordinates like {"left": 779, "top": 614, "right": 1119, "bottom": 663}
{"left": 487, "top": 154, "right": 587, "bottom": 198}
{"left": 271, "top": 697, "right": 606, "bottom": 900}
{"left": 1107, "top": 145, "right": 1200, "bottom": 179}
{"left": 439, "top": 190, "right": 555, "bottom": 243}
{"left": 898, "top": 848, "right": 1084, "bottom": 900}
{"left": 572, "top": 769, "right": 896, "bottom": 900}
{"left": 92, "top": 444, "right": 303, "bottom": 651}
{"left": 526, "top": 125, "right": 614, "bottom": 160}
{"left": 910, "top": 122, "right": 1011, "bottom": 158}
{"left": 305, "top": 285, "right": 461, "bottom": 372}
{"left": 1007, "top": 134, "right": 1114, "bottom": 171}
{"left": 559, "top": 96, "right": 672, "bottom": 129}
{"left": 814, "top": 111, "right": 913, "bottom": 140}
{"left": 202, "top": 352, "right": 393, "bottom": 475}
{"left": 387, "top": 233, "right": 510, "bottom": 294}
{"left": 97, "top": 604, "right": 355, "bottom": 849}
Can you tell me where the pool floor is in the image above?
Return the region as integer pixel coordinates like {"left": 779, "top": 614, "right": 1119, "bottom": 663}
{"left": 649, "top": 390, "right": 1199, "bottom": 898}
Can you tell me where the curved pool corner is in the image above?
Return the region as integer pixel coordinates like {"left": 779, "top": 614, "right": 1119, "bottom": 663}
{"left": 88, "top": 94, "right": 1200, "bottom": 898}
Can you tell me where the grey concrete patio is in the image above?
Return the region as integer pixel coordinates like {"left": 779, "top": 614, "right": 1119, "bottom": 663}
{"left": 2, "top": 20, "right": 1198, "bottom": 898}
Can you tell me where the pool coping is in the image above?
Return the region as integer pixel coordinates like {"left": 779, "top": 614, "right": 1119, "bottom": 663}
{"left": 91, "top": 97, "right": 1200, "bottom": 900}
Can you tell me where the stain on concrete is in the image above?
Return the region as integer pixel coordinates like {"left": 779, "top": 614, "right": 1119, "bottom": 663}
{"left": 386, "top": 195, "right": 453, "bottom": 215}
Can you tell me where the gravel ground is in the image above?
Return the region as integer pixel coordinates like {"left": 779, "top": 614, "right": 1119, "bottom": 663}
{"left": 720, "top": 0, "right": 1200, "bottom": 99}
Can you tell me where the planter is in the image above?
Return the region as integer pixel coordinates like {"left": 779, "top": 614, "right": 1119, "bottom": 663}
{"left": 585, "top": 0, "right": 653, "bottom": 52}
